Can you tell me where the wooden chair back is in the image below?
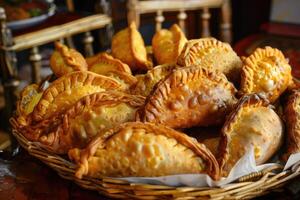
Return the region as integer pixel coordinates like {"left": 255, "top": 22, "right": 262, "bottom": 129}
{"left": 127, "top": 0, "right": 232, "bottom": 43}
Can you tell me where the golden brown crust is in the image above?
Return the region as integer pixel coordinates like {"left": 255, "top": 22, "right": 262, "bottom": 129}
{"left": 68, "top": 122, "right": 220, "bottom": 180}
{"left": 282, "top": 89, "right": 300, "bottom": 161}
{"left": 88, "top": 53, "right": 132, "bottom": 75}
{"left": 31, "top": 71, "right": 121, "bottom": 122}
{"left": 112, "top": 22, "right": 153, "bottom": 72}
{"left": 177, "top": 38, "right": 242, "bottom": 85}
{"left": 152, "top": 24, "right": 187, "bottom": 64}
{"left": 130, "top": 63, "right": 176, "bottom": 96}
{"left": 137, "top": 66, "right": 237, "bottom": 128}
{"left": 50, "top": 42, "right": 88, "bottom": 77}
{"left": 218, "top": 94, "right": 283, "bottom": 177}
{"left": 32, "top": 91, "right": 145, "bottom": 154}
{"left": 239, "top": 46, "right": 292, "bottom": 103}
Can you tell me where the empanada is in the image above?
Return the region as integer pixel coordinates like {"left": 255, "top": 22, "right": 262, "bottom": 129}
{"left": 50, "top": 42, "right": 88, "bottom": 77}
{"left": 112, "top": 22, "right": 153, "bottom": 72}
{"left": 138, "top": 66, "right": 237, "bottom": 128}
{"left": 31, "top": 71, "right": 121, "bottom": 122}
{"left": 282, "top": 90, "right": 300, "bottom": 161}
{"left": 152, "top": 24, "right": 187, "bottom": 64}
{"left": 88, "top": 53, "right": 132, "bottom": 75}
{"left": 68, "top": 122, "right": 220, "bottom": 180}
{"left": 218, "top": 94, "right": 283, "bottom": 177}
{"left": 177, "top": 38, "right": 242, "bottom": 85}
{"left": 239, "top": 46, "right": 292, "bottom": 103}
{"left": 35, "top": 91, "right": 145, "bottom": 154}
{"left": 130, "top": 63, "right": 176, "bottom": 96}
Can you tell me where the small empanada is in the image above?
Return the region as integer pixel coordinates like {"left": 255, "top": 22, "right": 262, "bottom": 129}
{"left": 282, "top": 89, "right": 300, "bottom": 161}
{"left": 130, "top": 63, "right": 176, "bottom": 96}
{"left": 177, "top": 38, "right": 242, "bottom": 85}
{"left": 138, "top": 66, "right": 237, "bottom": 128}
{"left": 88, "top": 53, "right": 132, "bottom": 75}
{"left": 112, "top": 22, "right": 153, "bottom": 72}
{"left": 68, "top": 122, "right": 220, "bottom": 180}
{"left": 218, "top": 94, "right": 283, "bottom": 177}
{"left": 239, "top": 46, "right": 292, "bottom": 103}
{"left": 34, "top": 91, "right": 145, "bottom": 154}
{"left": 50, "top": 42, "right": 88, "bottom": 77}
{"left": 31, "top": 71, "right": 121, "bottom": 122}
{"left": 152, "top": 24, "right": 187, "bottom": 64}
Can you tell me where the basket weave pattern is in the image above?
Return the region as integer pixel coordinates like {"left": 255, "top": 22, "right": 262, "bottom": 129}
{"left": 12, "top": 130, "right": 300, "bottom": 199}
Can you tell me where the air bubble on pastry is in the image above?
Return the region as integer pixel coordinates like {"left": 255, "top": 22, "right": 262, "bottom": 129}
{"left": 239, "top": 46, "right": 292, "bottom": 103}
{"left": 50, "top": 42, "right": 88, "bottom": 77}
{"left": 138, "top": 66, "right": 237, "bottom": 128}
{"left": 218, "top": 94, "right": 283, "bottom": 177}
{"left": 68, "top": 122, "right": 220, "bottom": 180}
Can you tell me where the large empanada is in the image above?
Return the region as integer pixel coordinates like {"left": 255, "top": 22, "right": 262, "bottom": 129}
{"left": 68, "top": 122, "right": 220, "bottom": 180}
{"left": 138, "top": 66, "right": 237, "bottom": 128}
{"left": 218, "top": 94, "right": 283, "bottom": 177}
{"left": 152, "top": 24, "right": 187, "bottom": 64}
{"left": 130, "top": 63, "right": 176, "bottom": 96}
{"left": 50, "top": 42, "right": 88, "bottom": 77}
{"left": 34, "top": 91, "right": 145, "bottom": 154}
{"left": 239, "top": 46, "right": 292, "bottom": 103}
{"left": 177, "top": 38, "right": 242, "bottom": 85}
{"left": 31, "top": 71, "right": 121, "bottom": 122}
{"left": 112, "top": 22, "right": 153, "bottom": 72}
{"left": 282, "top": 90, "right": 300, "bottom": 161}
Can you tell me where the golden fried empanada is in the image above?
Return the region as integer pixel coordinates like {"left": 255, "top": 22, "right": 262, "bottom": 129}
{"left": 218, "top": 94, "right": 283, "bottom": 177}
{"left": 31, "top": 71, "right": 121, "bottom": 122}
{"left": 88, "top": 53, "right": 132, "bottom": 75}
{"left": 50, "top": 42, "right": 88, "bottom": 77}
{"left": 69, "top": 122, "right": 220, "bottom": 180}
{"left": 239, "top": 47, "right": 292, "bottom": 103}
{"left": 130, "top": 63, "right": 176, "bottom": 96}
{"left": 138, "top": 66, "right": 237, "bottom": 128}
{"left": 177, "top": 38, "right": 242, "bottom": 85}
{"left": 282, "top": 90, "right": 300, "bottom": 161}
{"left": 112, "top": 22, "right": 153, "bottom": 72}
{"left": 152, "top": 24, "right": 187, "bottom": 64}
{"left": 34, "top": 91, "right": 145, "bottom": 154}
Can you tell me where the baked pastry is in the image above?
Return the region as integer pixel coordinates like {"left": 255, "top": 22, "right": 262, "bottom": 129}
{"left": 130, "top": 63, "right": 176, "bottom": 96}
{"left": 282, "top": 90, "right": 300, "bottom": 161}
{"left": 33, "top": 91, "right": 145, "bottom": 154}
{"left": 88, "top": 53, "right": 132, "bottom": 75}
{"left": 152, "top": 24, "right": 187, "bottom": 64}
{"left": 138, "top": 66, "right": 237, "bottom": 128}
{"left": 112, "top": 22, "right": 153, "bottom": 72}
{"left": 50, "top": 42, "right": 88, "bottom": 77}
{"left": 177, "top": 38, "right": 242, "bottom": 85}
{"left": 31, "top": 71, "right": 121, "bottom": 122}
{"left": 68, "top": 122, "right": 220, "bottom": 180}
{"left": 239, "top": 46, "right": 292, "bottom": 103}
{"left": 218, "top": 94, "right": 283, "bottom": 177}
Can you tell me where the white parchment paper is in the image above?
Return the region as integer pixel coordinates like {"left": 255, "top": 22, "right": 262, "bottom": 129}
{"left": 115, "top": 147, "right": 300, "bottom": 187}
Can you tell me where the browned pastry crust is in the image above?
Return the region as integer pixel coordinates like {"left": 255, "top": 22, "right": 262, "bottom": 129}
{"left": 152, "top": 24, "right": 187, "bottom": 64}
{"left": 218, "top": 94, "right": 283, "bottom": 177}
{"left": 130, "top": 63, "right": 176, "bottom": 96}
{"left": 88, "top": 53, "right": 132, "bottom": 75}
{"left": 50, "top": 42, "right": 88, "bottom": 77}
{"left": 28, "top": 91, "right": 145, "bottom": 154}
{"left": 282, "top": 90, "right": 300, "bottom": 161}
{"left": 239, "top": 46, "right": 292, "bottom": 103}
{"left": 177, "top": 38, "right": 242, "bottom": 85}
{"left": 68, "top": 122, "right": 220, "bottom": 180}
{"left": 112, "top": 22, "right": 153, "bottom": 72}
{"left": 137, "top": 66, "right": 237, "bottom": 128}
{"left": 31, "top": 71, "right": 121, "bottom": 123}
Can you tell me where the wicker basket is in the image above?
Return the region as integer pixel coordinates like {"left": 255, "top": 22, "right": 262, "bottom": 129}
{"left": 12, "top": 129, "right": 300, "bottom": 200}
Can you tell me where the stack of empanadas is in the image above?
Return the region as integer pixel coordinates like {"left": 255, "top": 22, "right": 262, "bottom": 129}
{"left": 12, "top": 23, "right": 297, "bottom": 182}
